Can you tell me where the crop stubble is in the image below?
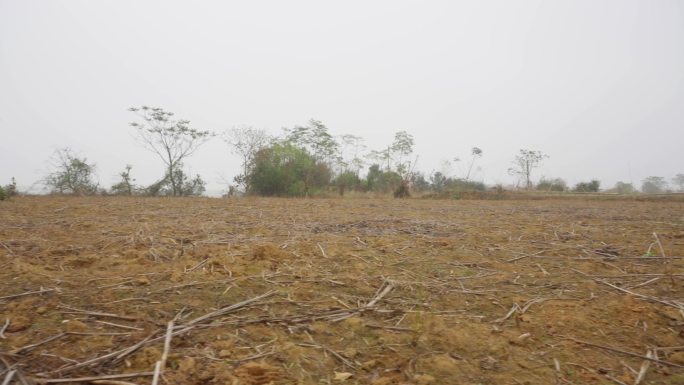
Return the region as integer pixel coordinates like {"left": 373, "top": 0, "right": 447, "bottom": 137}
{"left": 0, "top": 196, "right": 683, "bottom": 384}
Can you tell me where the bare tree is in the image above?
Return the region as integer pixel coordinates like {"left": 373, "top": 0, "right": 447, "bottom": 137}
{"left": 391, "top": 131, "right": 414, "bottom": 178}
{"left": 337, "top": 134, "right": 366, "bottom": 175}
{"left": 465, "top": 147, "right": 483, "bottom": 181}
{"left": 129, "top": 106, "right": 214, "bottom": 196}
{"left": 673, "top": 173, "right": 684, "bottom": 192}
{"left": 224, "top": 126, "right": 272, "bottom": 192}
{"left": 44, "top": 148, "right": 98, "bottom": 195}
{"left": 508, "top": 149, "right": 548, "bottom": 189}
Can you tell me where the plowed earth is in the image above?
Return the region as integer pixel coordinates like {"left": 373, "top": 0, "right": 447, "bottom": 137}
{"left": 1, "top": 196, "right": 683, "bottom": 384}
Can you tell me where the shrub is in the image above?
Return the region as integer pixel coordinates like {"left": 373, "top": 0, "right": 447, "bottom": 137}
{"left": 537, "top": 178, "right": 567, "bottom": 192}
{"left": 44, "top": 149, "right": 98, "bottom": 195}
{"left": 248, "top": 142, "right": 331, "bottom": 197}
{"left": 574, "top": 180, "right": 600, "bottom": 192}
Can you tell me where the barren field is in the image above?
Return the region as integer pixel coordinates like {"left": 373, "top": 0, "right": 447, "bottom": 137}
{"left": 1, "top": 196, "right": 683, "bottom": 385}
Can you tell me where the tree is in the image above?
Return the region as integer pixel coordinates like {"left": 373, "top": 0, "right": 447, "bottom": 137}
{"left": 129, "top": 106, "right": 214, "bottom": 196}
{"left": 224, "top": 126, "right": 271, "bottom": 192}
{"left": 465, "top": 147, "right": 483, "bottom": 181}
{"left": 537, "top": 177, "right": 567, "bottom": 192}
{"left": 430, "top": 171, "right": 448, "bottom": 193}
{"left": 333, "top": 170, "right": 362, "bottom": 196}
{"left": 44, "top": 148, "right": 98, "bottom": 195}
{"left": 111, "top": 165, "right": 135, "bottom": 195}
{"left": 508, "top": 149, "right": 548, "bottom": 190}
{"left": 248, "top": 142, "right": 331, "bottom": 197}
{"left": 143, "top": 164, "right": 206, "bottom": 197}
{"left": 391, "top": 131, "right": 414, "bottom": 177}
{"left": 673, "top": 174, "right": 684, "bottom": 192}
{"left": 366, "top": 164, "right": 402, "bottom": 194}
{"left": 1, "top": 178, "right": 18, "bottom": 199}
{"left": 610, "top": 181, "right": 635, "bottom": 194}
{"left": 337, "top": 134, "right": 366, "bottom": 175}
{"left": 641, "top": 176, "right": 667, "bottom": 194}
{"left": 284, "top": 119, "right": 339, "bottom": 164}
{"left": 410, "top": 172, "right": 430, "bottom": 192}
{"left": 574, "top": 180, "right": 600, "bottom": 192}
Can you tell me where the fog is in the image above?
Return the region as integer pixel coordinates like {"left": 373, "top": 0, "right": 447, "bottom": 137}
{"left": 1, "top": 0, "right": 683, "bottom": 195}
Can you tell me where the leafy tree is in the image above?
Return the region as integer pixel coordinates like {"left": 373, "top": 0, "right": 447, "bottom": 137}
{"left": 1, "top": 178, "right": 18, "bottom": 199}
{"left": 284, "top": 119, "right": 339, "bottom": 164}
{"left": 44, "top": 148, "right": 98, "bottom": 195}
{"left": 410, "top": 172, "right": 430, "bottom": 192}
{"left": 508, "top": 149, "right": 548, "bottom": 190}
{"left": 248, "top": 142, "right": 331, "bottom": 197}
{"left": 610, "top": 181, "right": 635, "bottom": 194}
{"left": 174, "top": 169, "right": 206, "bottom": 196}
{"left": 641, "top": 176, "right": 667, "bottom": 194}
{"left": 366, "top": 164, "right": 402, "bottom": 194}
{"left": 574, "top": 180, "right": 600, "bottom": 192}
{"left": 144, "top": 164, "right": 206, "bottom": 197}
{"left": 129, "top": 106, "right": 214, "bottom": 196}
{"left": 465, "top": 147, "right": 483, "bottom": 181}
{"left": 430, "top": 171, "right": 449, "bottom": 193}
{"left": 111, "top": 165, "right": 135, "bottom": 195}
{"left": 536, "top": 177, "right": 567, "bottom": 192}
{"left": 672, "top": 174, "right": 684, "bottom": 192}
{"left": 224, "top": 126, "right": 272, "bottom": 192}
{"left": 333, "top": 170, "right": 362, "bottom": 196}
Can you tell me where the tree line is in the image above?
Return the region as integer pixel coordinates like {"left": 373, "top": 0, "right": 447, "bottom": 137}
{"left": 2, "top": 106, "right": 683, "bottom": 199}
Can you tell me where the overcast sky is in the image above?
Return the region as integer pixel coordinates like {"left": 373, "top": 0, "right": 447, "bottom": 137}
{"left": 1, "top": 0, "right": 683, "bottom": 195}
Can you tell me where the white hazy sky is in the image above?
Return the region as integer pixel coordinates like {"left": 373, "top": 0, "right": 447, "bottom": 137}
{"left": 1, "top": 0, "right": 683, "bottom": 195}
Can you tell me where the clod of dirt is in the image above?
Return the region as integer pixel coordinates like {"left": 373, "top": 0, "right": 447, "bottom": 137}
{"left": 64, "top": 319, "right": 88, "bottom": 332}
{"left": 670, "top": 352, "right": 684, "bottom": 365}
{"left": 252, "top": 244, "right": 290, "bottom": 261}
{"left": 234, "top": 361, "right": 284, "bottom": 385}
{"left": 479, "top": 356, "right": 501, "bottom": 371}
{"left": 7, "top": 315, "right": 31, "bottom": 332}
{"left": 133, "top": 277, "right": 151, "bottom": 286}
{"left": 413, "top": 374, "right": 436, "bottom": 385}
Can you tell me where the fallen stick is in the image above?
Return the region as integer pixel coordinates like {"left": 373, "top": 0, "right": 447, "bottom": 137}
{"left": 185, "top": 290, "right": 277, "bottom": 326}
{"left": 57, "top": 307, "right": 138, "bottom": 322}
{"left": 53, "top": 332, "right": 156, "bottom": 374}
{"left": 151, "top": 320, "right": 174, "bottom": 385}
{"left": 0, "top": 288, "right": 56, "bottom": 301}
{"left": 0, "top": 319, "right": 9, "bottom": 339}
{"left": 317, "top": 243, "right": 329, "bottom": 259}
{"left": 565, "top": 337, "right": 684, "bottom": 368}
{"left": 13, "top": 333, "right": 67, "bottom": 354}
{"left": 52, "top": 291, "right": 277, "bottom": 374}
{"left": 331, "top": 279, "right": 395, "bottom": 321}
{"left": 298, "top": 342, "right": 356, "bottom": 369}
{"left": 634, "top": 350, "right": 652, "bottom": 385}
{"left": 2, "top": 370, "right": 16, "bottom": 385}
{"left": 653, "top": 232, "right": 667, "bottom": 258}
{"left": 32, "top": 371, "right": 153, "bottom": 384}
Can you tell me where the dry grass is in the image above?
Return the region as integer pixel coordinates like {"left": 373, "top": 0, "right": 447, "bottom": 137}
{"left": 1, "top": 196, "right": 683, "bottom": 384}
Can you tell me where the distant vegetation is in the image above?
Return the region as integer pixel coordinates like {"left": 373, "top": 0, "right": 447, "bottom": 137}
{"left": 12, "top": 108, "right": 680, "bottom": 199}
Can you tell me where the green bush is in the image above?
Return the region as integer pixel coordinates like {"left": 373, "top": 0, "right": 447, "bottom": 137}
{"left": 537, "top": 178, "right": 567, "bottom": 192}
{"left": 248, "top": 142, "right": 331, "bottom": 197}
{"left": 574, "top": 180, "right": 600, "bottom": 192}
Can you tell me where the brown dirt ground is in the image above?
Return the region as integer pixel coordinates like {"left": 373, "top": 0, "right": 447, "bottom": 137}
{"left": 1, "top": 196, "right": 683, "bottom": 385}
